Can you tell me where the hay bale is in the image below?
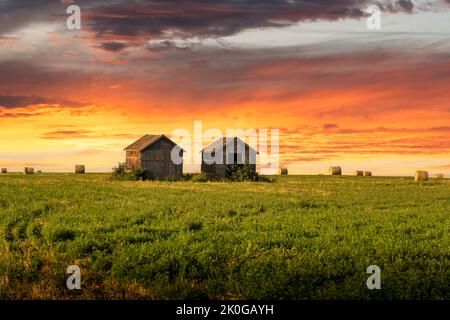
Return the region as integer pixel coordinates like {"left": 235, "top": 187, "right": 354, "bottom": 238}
{"left": 75, "top": 165, "right": 85, "bottom": 174}
{"left": 1, "top": 168, "right": 6, "bottom": 174}
{"left": 364, "top": 171, "right": 372, "bottom": 177}
{"left": 37, "top": 170, "right": 42, "bottom": 174}
{"left": 434, "top": 173, "right": 444, "bottom": 179}
{"left": 24, "top": 167, "right": 34, "bottom": 175}
{"left": 278, "top": 168, "right": 288, "bottom": 175}
{"left": 355, "top": 170, "right": 363, "bottom": 176}
{"left": 329, "top": 166, "right": 342, "bottom": 176}
{"left": 415, "top": 170, "right": 428, "bottom": 181}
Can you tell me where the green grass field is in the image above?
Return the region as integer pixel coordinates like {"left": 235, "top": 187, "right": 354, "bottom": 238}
{"left": 0, "top": 174, "right": 448, "bottom": 300}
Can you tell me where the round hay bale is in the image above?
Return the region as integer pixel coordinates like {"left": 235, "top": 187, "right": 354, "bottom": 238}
{"left": 37, "top": 170, "right": 42, "bottom": 174}
{"left": 415, "top": 170, "right": 428, "bottom": 181}
{"left": 1, "top": 168, "right": 7, "bottom": 174}
{"left": 434, "top": 173, "right": 444, "bottom": 179}
{"left": 355, "top": 170, "right": 363, "bottom": 176}
{"left": 75, "top": 165, "right": 86, "bottom": 174}
{"left": 364, "top": 171, "right": 372, "bottom": 177}
{"left": 24, "top": 167, "right": 34, "bottom": 175}
{"left": 329, "top": 166, "right": 342, "bottom": 176}
{"left": 278, "top": 168, "right": 288, "bottom": 175}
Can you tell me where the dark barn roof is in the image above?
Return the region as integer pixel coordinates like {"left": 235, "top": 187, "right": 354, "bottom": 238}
{"left": 201, "top": 137, "right": 258, "bottom": 154}
{"left": 124, "top": 134, "right": 175, "bottom": 152}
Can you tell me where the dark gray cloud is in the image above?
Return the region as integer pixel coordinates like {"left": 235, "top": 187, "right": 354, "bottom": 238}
{"left": 86, "top": 0, "right": 370, "bottom": 39}
{"left": 146, "top": 39, "right": 196, "bottom": 52}
{"left": 0, "top": 0, "right": 438, "bottom": 40}
{"left": 99, "top": 41, "right": 128, "bottom": 52}
{"left": 0, "top": 95, "right": 85, "bottom": 109}
{"left": 396, "top": 0, "right": 415, "bottom": 12}
{"left": 0, "top": 60, "right": 99, "bottom": 104}
{"left": 0, "top": 95, "right": 52, "bottom": 108}
{"left": 0, "top": 0, "right": 62, "bottom": 35}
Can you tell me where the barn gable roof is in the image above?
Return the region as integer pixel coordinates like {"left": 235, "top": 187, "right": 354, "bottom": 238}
{"left": 201, "top": 137, "right": 259, "bottom": 154}
{"left": 124, "top": 134, "right": 177, "bottom": 152}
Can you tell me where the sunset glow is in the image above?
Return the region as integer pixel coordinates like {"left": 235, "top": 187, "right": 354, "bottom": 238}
{"left": 1, "top": 1, "right": 449, "bottom": 176}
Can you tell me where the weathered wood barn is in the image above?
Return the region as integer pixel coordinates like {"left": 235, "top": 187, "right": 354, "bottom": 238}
{"left": 124, "top": 134, "right": 183, "bottom": 179}
{"left": 201, "top": 137, "right": 258, "bottom": 178}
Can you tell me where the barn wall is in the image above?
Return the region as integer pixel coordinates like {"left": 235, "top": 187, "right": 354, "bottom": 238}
{"left": 201, "top": 144, "right": 257, "bottom": 178}
{"left": 139, "top": 138, "right": 183, "bottom": 179}
{"left": 126, "top": 150, "right": 141, "bottom": 170}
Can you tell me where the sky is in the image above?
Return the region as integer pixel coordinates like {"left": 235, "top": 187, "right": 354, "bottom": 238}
{"left": 0, "top": 0, "right": 449, "bottom": 176}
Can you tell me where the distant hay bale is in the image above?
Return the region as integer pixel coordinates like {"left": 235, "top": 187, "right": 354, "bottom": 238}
{"left": 355, "top": 170, "right": 363, "bottom": 176}
{"left": 415, "top": 170, "right": 428, "bottom": 182}
{"left": 329, "top": 166, "right": 342, "bottom": 176}
{"left": 1, "top": 168, "right": 6, "bottom": 174}
{"left": 37, "top": 170, "right": 42, "bottom": 174}
{"left": 24, "top": 167, "right": 34, "bottom": 175}
{"left": 75, "top": 165, "right": 86, "bottom": 174}
{"left": 364, "top": 171, "right": 372, "bottom": 177}
{"left": 434, "top": 173, "right": 444, "bottom": 179}
{"left": 278, "top": 168, "right": 288, "bottom": 175}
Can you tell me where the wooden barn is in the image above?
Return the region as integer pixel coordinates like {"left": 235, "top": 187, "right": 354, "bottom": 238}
{"left": 124, "top": 134, "right": 183, "bottom": 179}
{"left": 201, "top": 137, "right": 258, "bottom": 178}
